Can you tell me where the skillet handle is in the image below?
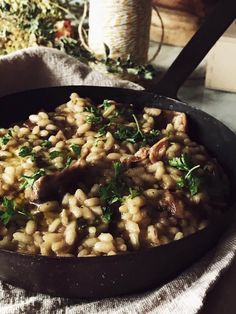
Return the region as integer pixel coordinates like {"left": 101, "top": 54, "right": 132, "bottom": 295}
{"left": 155, "top": 0, "right": 236, "bottom": 98}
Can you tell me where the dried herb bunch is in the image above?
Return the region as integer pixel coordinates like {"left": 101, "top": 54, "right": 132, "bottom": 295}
{"left": 0, "top": 0, "right": 156, "bottom": 80}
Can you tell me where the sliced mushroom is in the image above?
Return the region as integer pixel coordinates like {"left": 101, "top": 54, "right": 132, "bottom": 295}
{"left": 164, "top": 111, "right": 187, "bottom": 132}
{"left": 149, "top": 137, "right": 169, "bottom": 164}
{"left": 121, "top": 147, "right": 149, "bottom": 166}
{"left": 28, "top": 163, "right": 100, "bottom": 202}
{"left": 159, "top": 191, "right": 185, "bottom": 218}
{"left": 135, "top": 147, "right": 150, "bottom": 160}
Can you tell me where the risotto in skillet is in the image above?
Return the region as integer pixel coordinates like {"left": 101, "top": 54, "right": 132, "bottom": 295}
{"left": 0, "top": 93, "right": 229, "bottom": 257}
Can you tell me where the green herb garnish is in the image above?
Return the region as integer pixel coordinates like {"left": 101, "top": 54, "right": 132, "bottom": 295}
{"left": 169, "top": 154, "right": 201, "bottom": 196}
{"left": 0, "top": 197, "right": 15, "bottom": 225}
{"left": 99, "top": 161, "right": 126, "bottom": 223}
{"left": 114, "top": 114, "right": 159, "bottom": 145}
{"left": 0, "top": 197, "right": 32, "bottom": 225}
{"left": 49, "top": 151, "right": 61, "bottom": 160}
{"left": 18, "top": 146, "right": 32, "bottom": 157}
{"left": 128, "top": 187, "right": 141, "bottom": 199}
{"left": 65, "top": 156, "right": 72, "bottom": 168}
{"left": 71, "top": 144, "right": 81, "bottom": 157}
{"left": 118, "top": 106, "right": 135, "bottom": 120}
{"left": 86, "top": 114, "right": 102, "bottom": 124}
{"left": 41, "top": 140, "right": 52, "bottom": 148}
{"left": 101, "top": 99, "right": 111, "bottom": 110}
{"left": 101, "top": 206, "right": 113, "bottom": 223}
{"left": 20, "top": 168, "right": 46, "bottom": 190}
{"left": 18, "top": 145, "right": 36, "bottom": 162}
{"left": 85, "top": 105, "right": 103, "bottom": 125}
{"left": 1, "top": 129, "right": 12, "bottom": 145}
{"left": 143, "top": 129, "right": 160, "bottom": 146}
{"left": 97, "top": 125, "right": 107, "bottom": 137}
{"left": 114, "top": 126, "right": 138, "bottom": 143}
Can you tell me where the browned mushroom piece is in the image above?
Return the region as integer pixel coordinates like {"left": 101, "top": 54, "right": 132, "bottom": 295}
{"left": 159, "top": 190, "right": 185, "bottom": 218}
{"left": 164, "top": 110, "right": 188, "bottom": 132}
{"left": 28, "top": 163, "right": 99, "bottom": 202}
{"left": 149, "top": 137, "right": 169, "bottom": 163}
{"left": 134, "top": 147, "right": 150, "bottom": 160}
{"left": 121, "top": 147, "right": 150, "bottom": 166}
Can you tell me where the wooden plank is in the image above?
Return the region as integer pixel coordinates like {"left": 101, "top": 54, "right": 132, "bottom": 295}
{"left": 150, "top": 7, "right": 199, "bottom": 46}
{"left": 205, "top": 30, "right": 236, "bottom": 93}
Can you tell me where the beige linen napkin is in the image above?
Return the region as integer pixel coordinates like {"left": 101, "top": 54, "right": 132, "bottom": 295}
{"left": 0, "top": 47, "right": 235, "bottom": 314}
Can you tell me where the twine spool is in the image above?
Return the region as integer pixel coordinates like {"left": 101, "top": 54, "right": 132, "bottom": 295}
{"left": 88, "top": 0, "right": 152, "bottom": 64}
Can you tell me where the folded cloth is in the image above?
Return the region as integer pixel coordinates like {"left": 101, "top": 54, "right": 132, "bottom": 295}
{"left": 0, "top": 47, "right": 235, "bottom": 314}
{"left": 0, "top": 47, "right": 141, "bottom": 97}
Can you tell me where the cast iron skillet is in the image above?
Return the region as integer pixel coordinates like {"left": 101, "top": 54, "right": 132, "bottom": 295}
{"left": 0, "top": 0, "right": 235, "bottom": 299}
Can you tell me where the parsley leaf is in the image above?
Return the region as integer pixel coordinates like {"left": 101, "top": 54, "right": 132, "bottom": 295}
{"left": 169, "top": 154, "right": 201, "bottom": 196}
{"left": 0, "top": 197, "right": 15, "bottom": 225}
{"left": 99, "top": 161, "right": 126, "bottom": 222}
{"left": 169, "top": 153, "right": 192, "bottom": 171}
{"left": 114, "top": 126, "right": 138, "bottom": 143}
{"left": 20, "top": 168, "right": 46, "bottom": 190}
{"left": 114, "top": 114, "right": 160, "bottom": 145}
{"left": 65, "top": 156, "right": 72, "bottom": 168}
{"left": 101, "top": 99, "right": 111, "bottom": 110}
{"left": 18, "top": 146, "right": 36, "bottom": 162}
{"left": 71, "top": 144, "right": 81, "bottom": 157}
{"left": 101, "top": 206, "right": 113, "bottom": 223}
{"left": 1, "top": 129, "right": 12, "bottom": 145}
{"left": 0, "top": 197, "right": 32, "bottom": 225}
{"left": 128, "top": 187, "right": 141, "bottom": 199}
{"left": 85, "top": 105, "right": 103, "bottom": 124}
{"left": 143, "top": 129, "right": 160, "bottom": 146}
{"left": 18, "top": 146, "right": 32, "bottom": 157}
{"left": 118, "top": 106, "right": 134, "bottom": 120}
{"left": 41, "top": 140, "right": 52, "bottom": 148}
{"left": 97, "top": 125, "right": 107, "bottom": 137}
{"left": 86, "top": 114, "right": 102, "bottom": 124}
{"left": 49, "top": 150, "right": 61, "bottom": 160}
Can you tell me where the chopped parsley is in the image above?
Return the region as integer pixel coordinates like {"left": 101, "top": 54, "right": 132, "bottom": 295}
{"left": 169, "top": 154, "right": 201, "bottom": 196}
{"left": 18, "top": 146, "right": 32, "bottom": 157}
{"left": 128, "top": 187, "right": 141, "bottom": 199}
{"left": 114, "top": 126, "right": 138, "bottom": 143}
{"left": 70, "top": 144, "right": 81, "bottom": 157}
{"left": 86, "top": 114, "right": 102, "bottom": 124}
{"left": 1, "top": 129, "right": 12, "bottom": 145}
{"left": 118, "top": 105, "right": 135, "bottom": 120}
{"left": 99, "top": 161, "right": 126, "bottom": 223}
{"left": 20, "top": 168, "right": 46, "bottom": 190}
{"left": 85, "top": 105, "right": 103, "bottom": 124}
{"left": 65, "top": 156, "right": 73, "bottom": 168}
{"left": 101, "top": 99, "right": 111, "bottom": 110}
{"left": 18, "top": 146, "right": 36, "bottom": 162}
{"left": 114, "top": 114, "right": 159, "bottom": 145}
{"left": 41, "top": 140, "right": 52, "bottom": 148}
{"left": 49, "top": 151, "right": 62, "bottom": 160}
{"left": 0, "top": 197, "right": 15, "bottom": 225}
{"left": 0, "top": 197, "right": 31, "bottom": 225}
{"left": 143, "top": 129, "right": 160, "bottom": 146}
{"left": 99, "top": 164, "right": 143, "bottom": 223}
{"left": 97, "top": 125, "right": 107, "bottom": 137}
{"left": 101, "top": 206, "right": 113, "bottom": 223}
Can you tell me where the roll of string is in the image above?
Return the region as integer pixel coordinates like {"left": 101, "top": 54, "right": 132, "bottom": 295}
{"left": 88, "top": 0, "right": 152, "bottom": 64}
